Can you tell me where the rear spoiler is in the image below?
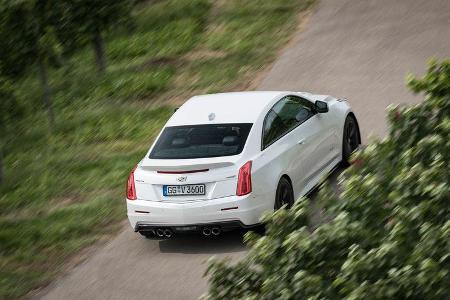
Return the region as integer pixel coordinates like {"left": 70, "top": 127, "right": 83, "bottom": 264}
{"left": 140, "top": 160, "right": 234, "bottom": 172}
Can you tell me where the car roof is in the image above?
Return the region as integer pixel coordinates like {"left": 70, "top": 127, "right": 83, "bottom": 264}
{"left": 165, "top": 91, "right": 296, "bottom": 126}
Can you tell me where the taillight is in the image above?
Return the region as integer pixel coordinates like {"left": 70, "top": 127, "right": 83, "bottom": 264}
{"left": 236, "top": 161, "right": 252, "bottom": 196}
{"left": 126, "top": 165, "right": 137, "bottom": 200}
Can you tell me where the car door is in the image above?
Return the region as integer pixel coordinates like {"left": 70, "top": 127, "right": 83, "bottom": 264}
{"left": 261, "top": 96, "right": 317, "bottom": 199}
{"left": 291, "top": 95, "right": 338, "bottom": 195}
{"left": 280, "top": 96, "right": 322, "bottom": 197}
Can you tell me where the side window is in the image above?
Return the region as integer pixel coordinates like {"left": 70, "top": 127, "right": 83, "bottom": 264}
{"left": 262, "top": 96, "right": 315, "bottom": 149}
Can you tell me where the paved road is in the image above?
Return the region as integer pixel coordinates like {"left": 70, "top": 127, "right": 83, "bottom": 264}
{"left": 259, "top": 0, "right": 449, "bottom": 140}
{"left": 40, "top": 1, "right": 450, "bottom": 299}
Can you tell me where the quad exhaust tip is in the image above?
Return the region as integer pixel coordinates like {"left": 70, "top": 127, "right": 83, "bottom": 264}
{"left": 154, "top": 228, "right": 173, "bottom": 238}
{"left": 156, "top": 228, "right": 164, "bottom": 237}
{"left": 145, "top": 226, "right": 220, "bottom": 238}
{"left": 211, "top": 227, "right": 221, "bottom": 236}
{"left": 202, "top": 226, "right": 221, "bottom": 236}
{"left": 163, "top": 229, "right": 173, "bottom": 238}
{"left": 202, "top": 227, "right": 212, "bottom": 236}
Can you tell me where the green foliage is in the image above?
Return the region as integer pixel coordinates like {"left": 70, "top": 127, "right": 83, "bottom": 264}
{"left": 51, "top": 0, "right": 135, "bottom": 50}
{"left": 0, "top": 0, "right": 66, "bottom": 131}
{"left": 0, "top": 0, "right": 62, "bottom": 76}
{"left": 0, "top": 77, "right": 23, "bottom": 130}
{"left": 204, "top": 60, "right": 450, "bottom": 299}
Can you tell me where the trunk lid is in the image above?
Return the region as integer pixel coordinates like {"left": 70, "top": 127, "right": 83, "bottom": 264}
{"left": 134, "top": 157, "right": 240, "bottom": 202}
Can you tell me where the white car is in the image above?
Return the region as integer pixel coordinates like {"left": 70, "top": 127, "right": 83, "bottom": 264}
{"left": 126, "top": 91, "right": 360, "bottom": 238}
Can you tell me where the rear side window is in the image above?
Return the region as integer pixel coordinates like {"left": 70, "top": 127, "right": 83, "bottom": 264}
{"left": 149, "top": 123, "right": 253, "bottom": 159}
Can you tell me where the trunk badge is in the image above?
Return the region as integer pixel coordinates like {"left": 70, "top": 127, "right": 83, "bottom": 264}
{"left": 177, "top": 176, "right": 187, "bottom": 182}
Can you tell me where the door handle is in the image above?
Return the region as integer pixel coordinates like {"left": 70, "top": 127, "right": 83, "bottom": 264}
{"left": 297, "top": 138, "right": 306, "bottom": 145}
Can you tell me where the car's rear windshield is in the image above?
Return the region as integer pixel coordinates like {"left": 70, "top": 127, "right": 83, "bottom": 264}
{"left": 149, "top": 123, "right": 253, "bottom": 159}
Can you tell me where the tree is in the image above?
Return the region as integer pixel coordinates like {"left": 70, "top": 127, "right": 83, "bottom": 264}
{"left": 0, "top": 0, "right": 61, "bottom": 132}
{"left": 204, "top": 60, "right": 450, "bottom": 299}
{"left": 53, "top": 0, "right": 134, "bottom": 73}
{"left": 0, "top": 76, "right": 23, "bottom": 184}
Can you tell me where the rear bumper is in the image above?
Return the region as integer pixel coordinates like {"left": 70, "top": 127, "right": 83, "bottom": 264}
{"left": 135, "top": 220, "right": 254, "bottom": 234}
{"left": 127, "top": 193, "right": 268, "bottom": 230}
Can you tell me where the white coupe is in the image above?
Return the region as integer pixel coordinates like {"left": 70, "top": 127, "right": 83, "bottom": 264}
{"left": 126, "top": 91, "right": 360, "bottom": 238}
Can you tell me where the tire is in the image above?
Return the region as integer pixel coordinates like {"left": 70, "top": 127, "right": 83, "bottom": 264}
{"left": 274, "top": 177, "right": 294, "bottom": 210}
{"left": 342, "top": 115, "right": 360, "bottom": 166}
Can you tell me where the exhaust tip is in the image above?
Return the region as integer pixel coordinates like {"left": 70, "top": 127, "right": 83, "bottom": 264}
{"left": 202, "top": 227, "right": 212, "bottom": 236}
{"left": 211, "top": 227, "right": 221, "bottom": 236}
{"left": 156, "top": 228, "right": 164, "bottom": 237}
{"left": 163, "top": 229, "right": 173, "bottom": 238}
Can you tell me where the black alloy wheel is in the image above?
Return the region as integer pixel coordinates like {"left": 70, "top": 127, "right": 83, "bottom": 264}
{"left": 274, "top": 177, "right": 294, "bottom": 209}
{"left": 342, "top": 115, "right": 360, "bottom": 165}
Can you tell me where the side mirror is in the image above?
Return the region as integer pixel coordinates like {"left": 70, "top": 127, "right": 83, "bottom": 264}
{"left": 315, "top": 100, "right": 328, "bottom": 113}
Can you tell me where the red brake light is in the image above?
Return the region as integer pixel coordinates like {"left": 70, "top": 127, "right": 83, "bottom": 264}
{"left": 236, "top": 161, "right": 252, "bottom": 196}
{"left": 126, "top": 165, "right": 137, "bottom": 200}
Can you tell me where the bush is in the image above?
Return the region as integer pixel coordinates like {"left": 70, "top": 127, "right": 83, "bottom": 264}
{"left": 204, "top": 60, "right": 450, "bottom": 300}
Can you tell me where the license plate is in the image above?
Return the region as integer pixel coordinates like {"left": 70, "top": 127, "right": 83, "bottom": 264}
{"left": 163, "top": 184, "right": 205, "bottom": 196}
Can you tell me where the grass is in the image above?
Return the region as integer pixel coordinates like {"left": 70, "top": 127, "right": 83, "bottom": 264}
{"left": 0, "top": 0, "right": 314, "bottom": 298}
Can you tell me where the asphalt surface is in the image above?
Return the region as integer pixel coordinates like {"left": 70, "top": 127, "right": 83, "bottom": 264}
{"left": 39, "top": 1, "right": 450, "bottom": 299}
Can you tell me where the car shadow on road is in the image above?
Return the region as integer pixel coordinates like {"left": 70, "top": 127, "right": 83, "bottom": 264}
{"left": 158, "top": 229, "right": 248, "bottom": 254}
